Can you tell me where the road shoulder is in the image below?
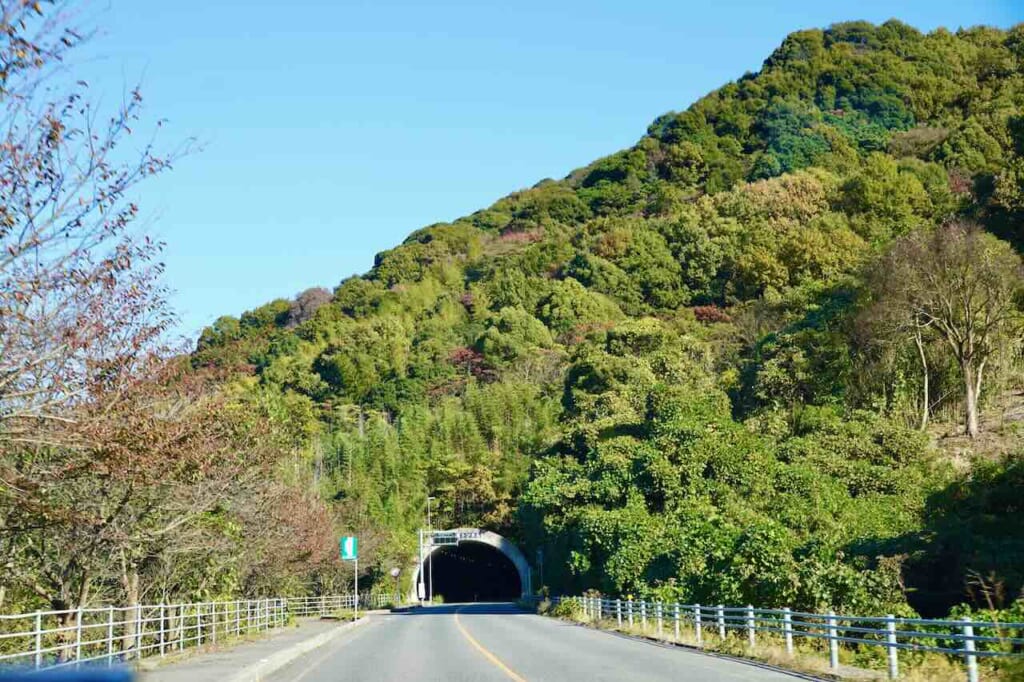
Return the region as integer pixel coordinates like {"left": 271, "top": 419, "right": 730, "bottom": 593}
{"left": 139, "top": 617, "right": 370, "bottom": 682}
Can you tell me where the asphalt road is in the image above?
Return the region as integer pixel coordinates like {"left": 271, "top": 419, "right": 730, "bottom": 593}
{"left": 272, "top": 603, "right": 806, "bottom": 682}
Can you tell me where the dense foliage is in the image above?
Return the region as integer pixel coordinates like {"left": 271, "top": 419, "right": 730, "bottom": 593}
{"left": 194, "top": 20, "right": 1024, "bottom": 617}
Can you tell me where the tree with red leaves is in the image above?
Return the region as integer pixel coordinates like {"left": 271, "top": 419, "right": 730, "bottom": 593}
{"left": 0, "top": 3, "right": 334, "bottom": 617}
{"left": 0, "top": 0, "right": 184, "bottom": 611}
{"left": 0, "top": 1, "right": 181, "bottom": 446}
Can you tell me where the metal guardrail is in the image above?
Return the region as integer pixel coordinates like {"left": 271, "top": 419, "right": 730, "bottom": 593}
{"left": 0, "top": 593, "right": 394, "bottom": 671}
{"left": 285, "top": 594, "right": 392, "bottom": 618}
{"left": 547, "top": 596, "right": 1023, "bottom": 682}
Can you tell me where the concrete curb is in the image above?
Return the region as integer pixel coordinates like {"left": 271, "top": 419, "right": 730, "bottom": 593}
{"left": 223, "top": 617, "right": 370, "bottom": 682}
{"left": 388, "top": 605, "right": 423, "bottom": 614}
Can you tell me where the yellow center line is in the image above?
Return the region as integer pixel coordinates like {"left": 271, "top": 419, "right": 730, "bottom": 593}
{"left": 454, "top": 606, "right": 528, "bottom": 682}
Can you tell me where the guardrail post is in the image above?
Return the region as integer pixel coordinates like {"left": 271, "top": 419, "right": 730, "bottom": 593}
{"left": 107, "top": 607, "right": 115, "bottom": 665}
{"left": 212, "top": 603, "right": 218, "bottom": 645}
{"left": 718, "top": 604, "right": 725, "bottom": 640}
{"left": 627, "top": 598, "right": 633, "bottom": 627}
{"left": 963, "top": 622, "right": 978, "bottom": 682}
{"left": 34, "top": 611, "right": 42, "bottom": 669}
{"left": 783, "top": 607, "right": 793, "bottom": 655}
{"left": 616, "top": 598, "right": 622, "bottom": 627}
{"left": 159, "top": 604, "right": 166, "bottom": 657}
{"left": 746, "top": 605, "right": 755, "bottom": 647}
{"left": 640, "top": 600, "right": 647, "bottom": 631}
{"left": 885, "top": 614, "right": 898, "bottom": 679}
{"left": 136, "top": 605, "right": 143, "bottom": 659}
{"left": 656, "top": 602, "right": 663, "bottom": 636}
{"left": 75, "top": 607, "right": 83, "bottom": 665}
{"left": 827, "top": 610, "right": 839, "bottom": 670}
{"left": 673, "top": 603, "right": 680, "bottom": 641}
{"left": 694, "top": 604, "right": 703, "bottom": 646}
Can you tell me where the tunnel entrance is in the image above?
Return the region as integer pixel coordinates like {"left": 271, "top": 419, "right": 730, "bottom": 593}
{"left": 422, "top": 541, "right": 522, "bottom": 603}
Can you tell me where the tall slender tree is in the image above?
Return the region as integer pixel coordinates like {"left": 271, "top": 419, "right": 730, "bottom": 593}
{"left": 869, "top": 222, "right": 1023, "bottom": 438}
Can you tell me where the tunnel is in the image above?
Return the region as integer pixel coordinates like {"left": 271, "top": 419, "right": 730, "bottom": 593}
{"left": 421, "top": 541, "right": 522, "bottom": 603}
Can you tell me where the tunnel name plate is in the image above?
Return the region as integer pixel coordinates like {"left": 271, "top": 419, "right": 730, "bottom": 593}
{"left": 429, "top": 529, "right": 481, "bottom": 546}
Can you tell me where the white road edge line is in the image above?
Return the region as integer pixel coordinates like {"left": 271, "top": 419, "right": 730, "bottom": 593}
{"left": 226, "top": 616, "right": 375, "bottom": 682}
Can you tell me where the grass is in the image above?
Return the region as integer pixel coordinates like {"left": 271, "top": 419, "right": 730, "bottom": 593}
{"left": 135, "top": 627, "right": 281, "bottom": 670}
{"left": 325, "top": 608, "right": 360, "bottom": 621}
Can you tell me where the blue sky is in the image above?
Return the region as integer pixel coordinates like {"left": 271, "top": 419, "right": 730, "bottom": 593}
{"left": 76, "top": 0, "right": 1020, "bottom": 339}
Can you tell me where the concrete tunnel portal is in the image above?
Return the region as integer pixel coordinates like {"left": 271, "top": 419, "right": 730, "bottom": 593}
{"left": 411, "top": 529, "right": 532, "bottom": 603}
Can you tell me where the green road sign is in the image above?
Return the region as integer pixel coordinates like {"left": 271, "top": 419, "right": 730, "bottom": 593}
{"left": 340, "top": 536, "right": 358, "bottom": 561}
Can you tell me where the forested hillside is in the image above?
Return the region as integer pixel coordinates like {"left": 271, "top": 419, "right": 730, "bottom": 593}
{"left": 195, "top": 20, "right": 1024, "bottom": 618}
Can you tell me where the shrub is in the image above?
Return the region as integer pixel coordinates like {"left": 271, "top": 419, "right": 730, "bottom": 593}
{"left": 550, "top": 598, "right": 585, "bottom": 620}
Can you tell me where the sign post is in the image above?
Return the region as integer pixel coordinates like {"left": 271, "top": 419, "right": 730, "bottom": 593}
{"left": 340, "top": 536, "right": 358, "bottom": 619}
{"left": 417, "top": 529, "right": 425, "bottom": 605}
{"left": 390, "top": 567, "right": 401, "bottom": 605}
{"left": 426, "top": 497, "right": 434, "bottom": 604}
{"left": 536, "top": 547, "right": 543, "bottom": 593}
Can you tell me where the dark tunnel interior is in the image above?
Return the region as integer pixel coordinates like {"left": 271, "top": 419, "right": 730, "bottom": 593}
{"left": 421, "top": 542, "right": 521, "bottom": 603}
